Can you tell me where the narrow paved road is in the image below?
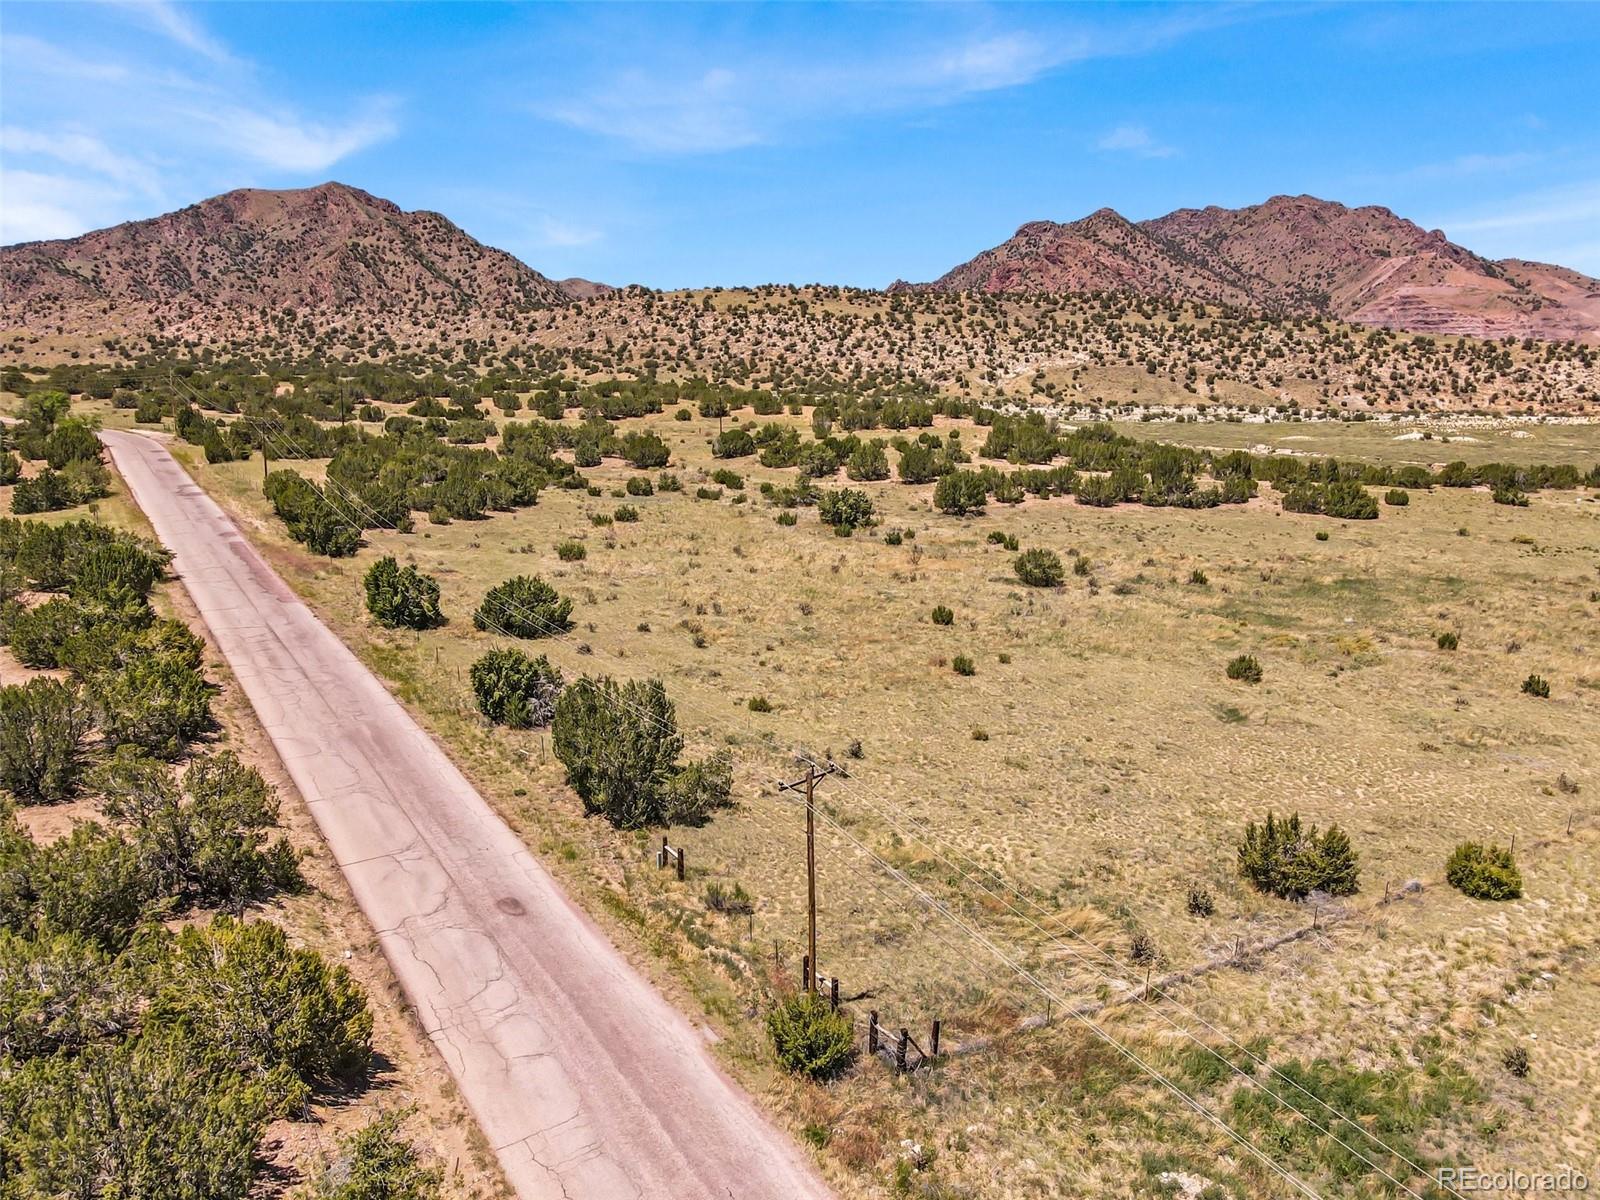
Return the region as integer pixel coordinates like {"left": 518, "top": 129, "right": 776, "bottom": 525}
{"left": 103, "top": 431, "right": 833, "bottom": 1200}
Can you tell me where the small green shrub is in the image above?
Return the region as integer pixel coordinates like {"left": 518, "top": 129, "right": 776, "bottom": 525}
{"left": 817, "top": 488, "right": 875, "bottom": 532}
{"left": 931, "top": 605, "right": 954, "bottom": 626}
{"left": 1436, "top": 631, "right": 1458, "bottom": 650}
{"left": 0, "top": 677, "right": 91, "bottom": 804}
{"left": 704, "top": 881, "right": 754, "bottom": 916}
{"left": 1315, "top": 530, "right": 1330, "bottom": 542}
{"left": 363, "top": 557, "right": 444, "bottom": 630}
{"left": 747, "top": 696, "right": 773, "bottom": 713}
{"left": 304, "top": 1109, "right": 442, "bottom": 1200}
{"left": 1384, "top": 489, "right": 1410, "bottom": 506}
{"left": 1014, "top": 548, "right": 1065, "bottom": 588}
{"left": 613, "top": 505, "right": 640, "bottom": 523}
{"left": 1189, "top": 568, "right": 1209, "bottom": 586}
{"left": 775, "top": 511, "right": 797, "bottom": 527}
{"left": 1238, "top": 811, "right": 1360, "bottom": 901}
{"left": 1445, "top": 842, "right": 1523, "bottom": 900}
{"left": 1492, "top": 484, "right": 1529, "bottom": 507}
{"left": 626, "top": 475, "right": 654, "bottom": 497}
{"left": 767, "top": 992, "right": 855, "bottom": 1080}
{"left": 1226, "top": 654, "right": 1263, "bottom": 684}
{"left": 556, "top": 540, "right": 586, "bottom": 562}
{"left": 933, "top": 470, "right": 987, "bottom": 516}
{"left": 1186, "top": 886, "right": 1215, "bottom": 917}
{"left": 1501, "top": 1046, "right": 1530, "bottom": 1078}
{"left": 952, "top": 655, "right": 976, "bottom": 676}
{"left": 1521, "top": 674, "right": 1550, "bottom": 698}
{"left": 470, "top": 648, "right": 563, "bottom": 728}
{"left": 474, "top": 576, "right": 573, "bottom": 639}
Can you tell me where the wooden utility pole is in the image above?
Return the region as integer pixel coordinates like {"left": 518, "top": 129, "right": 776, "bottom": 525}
{"left": 778, "top": 757, "right": 838, "bottom": 995}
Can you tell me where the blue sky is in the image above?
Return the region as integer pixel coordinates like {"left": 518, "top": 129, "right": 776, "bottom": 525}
{"left": 2, "top": 2, "right": 1598, "bottom": 286}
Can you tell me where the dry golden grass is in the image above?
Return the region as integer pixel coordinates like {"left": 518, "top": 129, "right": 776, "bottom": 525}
{"left": 172, "top": 405, "right": 1600, "bottom": 1197}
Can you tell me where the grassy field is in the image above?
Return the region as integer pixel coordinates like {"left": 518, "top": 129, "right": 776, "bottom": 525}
{"left": 151, "top": 397, "right": 1600, "bottom": 1198}
{"left": 1115, "top": 417, "right": 1600, "bottom": 470}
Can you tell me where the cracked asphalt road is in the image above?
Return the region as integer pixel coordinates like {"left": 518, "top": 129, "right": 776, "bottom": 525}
{"left": 103, "top": 431, "right": 834, "bottom": 1200}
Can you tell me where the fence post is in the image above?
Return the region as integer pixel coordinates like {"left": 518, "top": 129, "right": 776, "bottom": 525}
{"left": 675, "top": 847, "right": 685, "bottom": 882}
{"left": 658, "top": 836, "right": 668, "bottom": 869}
{"left": 896, "top": 1029, "right": 908, "bottom": 1073}
{"left": 930, "top": 1019, "right": 941, "bottom": 1058}
{"left": 829, "top": 977, "right": 839, "bottom": 1011}
{"left": 1567, "top": 812, "right": 1575, "bottom": 836}
{"left": 802, "top": 955, "right": 811, "bottom": 994}
{"left": 868, "top": 1011, "right": 879, "bottom": 1056}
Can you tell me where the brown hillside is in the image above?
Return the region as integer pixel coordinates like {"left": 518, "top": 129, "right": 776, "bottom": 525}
{"left": 0, "top": 182, "right": 593, "bottom": 337}
{"left": 911, "top": 194, "right": 1600, "bottom": 342}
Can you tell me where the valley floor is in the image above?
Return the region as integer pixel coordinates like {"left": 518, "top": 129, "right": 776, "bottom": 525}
{"left": 153, "top": 402, "right": 1598, "bottom": 1199}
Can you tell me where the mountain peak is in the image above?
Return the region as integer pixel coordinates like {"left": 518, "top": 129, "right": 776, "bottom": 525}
{"left": 916, "top": 195, "right": 1599, "bottom": 341}
{"left": 1, "top": 183, "right": 606, "bottom": 340}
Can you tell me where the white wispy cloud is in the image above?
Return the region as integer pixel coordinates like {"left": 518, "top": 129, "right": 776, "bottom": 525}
{"left": 1, "top": 126, "right": 163, "bottom": 194}
{"left": 550, "top": 67, "right": 760, "bottom": 154}
{"left": 1095, "top": 124, "right": 1177, "bottom": 159}
{"left": 537, "top": 11, "right": 1223, "bottom": 156}
{"left": 100, "top": 0, "right": 234, "bottom": 64}
{"left": 1401, "top": 151, "right": 1541, "bottom": 181}
{"left": 535, "top": 216, "right": 603, "bottom": 249}
{"left": 1429, "top": 179, "right": 1600, "bottom": 273}
{"left": 188, "top": 100, "right": 400, "bottom": 172}
{"left": 0, "top": 6, "right": 400, "bottom": 244}
{"left": 0, "top": 168, "right": 129, "bottom": 244}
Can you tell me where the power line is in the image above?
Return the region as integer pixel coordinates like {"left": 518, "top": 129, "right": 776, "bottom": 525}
{"left": 165, "top": 374, "right": 1436, "bottom": 1198}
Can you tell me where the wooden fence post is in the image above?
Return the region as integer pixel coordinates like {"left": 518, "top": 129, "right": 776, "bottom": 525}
{"left": 868, "top": 1011, "right": 879, "bottom": 1056}
{"left": 829, "top": 977, "right": 839, "bottom": 1011}
{"left": 930, "top": 1019, "right": 941, "bottom": 1058}
{"left": 896, "top": 1029, "right": 908, "bottom": 1073}
{"left": 675, "top": 847, "right": 685, "bottom": 882}
{"left": 658, "top": 836, "right": 667, "bottom": 869}
{"left": 802, "top": 955, "right": 811, "bottom": 994}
